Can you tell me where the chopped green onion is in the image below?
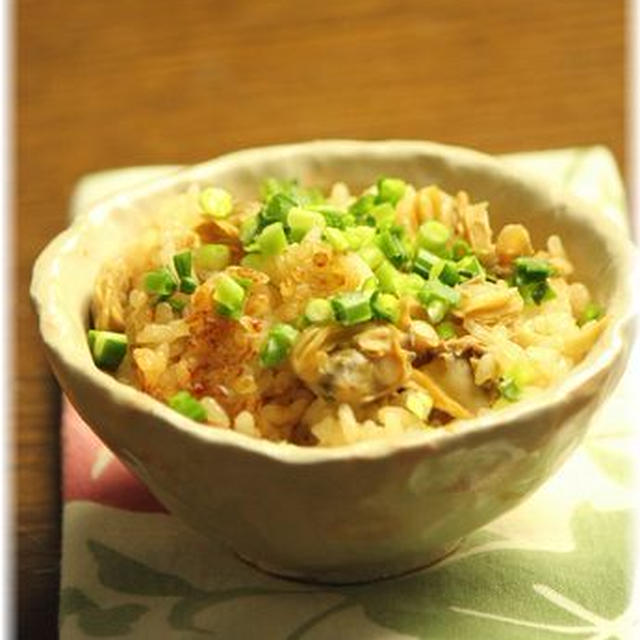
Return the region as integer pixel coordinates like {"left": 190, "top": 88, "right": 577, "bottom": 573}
{"left": 513, "top": 257, "right": 554, "bottom": 282}
{"left": 257, "top": 222, "right": 288, "bottom": 256}
{"left": 404, "top": 390, "right": 433, "bottom": 420}
{"left": 173, "top": 251, "right": 192, "bottom": 279}
{"left": 519, "top": 280, "right": 555, "bottom": 306}
{"left": 377, "top": 177, "right": 406, "bottom": 205}
{"left": 512, "top": 257, "right": 555, "bottom": 306}
{"left": 193, "top": 244, "right": 231, "bottom": 272}
{"left": 361, "top": 276, "right": 378, "bottom": 294}
{"left": 498, "top": 377, "right": 521, "bottom": 402}
{"left": 440, "top": 262, "right": 460, "bottom": 286}
{"left": 430, "top": 259, "right": 460, "bottom": 286}
{"left": 426, "top": 299, "right": 448, "bottom": 323}
{"left": 367, "top": 202, "right": 396, "bottom": 228}
{"left": 418, "top": 280, "right": 460, "bottom": 322}
{"left": 240, "top": 253, "right": 266, "bottom": 270}
{"left": 349, "top": 193, "right": 377, "bottom": 219}
{"left": 413, "top": 248, "right": 440, "bottom": 279}
{"left": 168, "top": 296, "right": 188, "bottom": 312}
{"left": 260, "top": 177, "right": 296, "bottom": 201}
{"left": 309, "top": 205, "right": 354, "bottom": 229}
{"left": 287, "top": 206, "right": 325, "bottom": 241}
{"left": 436, "top": 321, "right": 457, "bottom": 340}
{"left": 213, "top": 273, "right": 246, "bottom": 318}
{"left": 260, "top": 323, "right": 299, "bottom": 367}
{"left": 179, "top": 276, "right": 197, "bottom": 294}
{"left": 323, "top": 227, "right": 349, "bottom": 251}
{"left": 506, "top": 361, "right": 536, "bottom": 387}
{"left": 451, "top": 238, "right": 472, "bottom": 259}
{"left": 418, "top": 220, "right": 450, "bottom": 256}
{"left": 144, "top": 268, "right": 177, "bottom": 297}
{"left": 168, "top": 390, "right": 208, "bottom": 422}
{"left": 199, "top": 187, "right": 233, "bottom": 218}
{"left": 88, "top": 330, "right": 128, "bottom": 370}
{"left": 378, "top": 229, "right": 408, "bottom": 268}
{"left": 358, "top": 244, "right": 385, "bottom": 270}
{"left": 375, "top": 260, "right": 404, "bottom": 295}
{"left": 304, "top": 298, "right": 334, "bottom": 324}
{"left": 260, "top": 178, "right": 323, "bottom": 206}
{"left": 260, "top": 192, "right": 297, "bottom": 225}
{"left": 260, "top": 177, "right": 295, "bottom": 201}
{"left": 344, "top": 225, "right": 377, "bottom": 250}
{"left": 397, "top": 272, "right": 426, "bottom": 297}
{"left": 418, "top": 280, "right": 461, "bottom": 308}
{"left": 292, "top": 314, "right": 309, "bottom": 331}
{"left": 371, "top": 292, "right": 400, "bottom": 323}
{"left": 240, "top": 215, "right": 260, "bottom": 245}
{"left": 457, "top": 254, "right": 484, "bottom": 280}
{"left": 579, "top": 301, "right": 603, "bottom": 325}
{"left": 331, "top": 291, "right": 373, "bottom": 326}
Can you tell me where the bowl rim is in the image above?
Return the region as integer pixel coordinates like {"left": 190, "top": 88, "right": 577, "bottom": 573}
{"left": 31, "top": 138, "right": 640, "bottom": 464}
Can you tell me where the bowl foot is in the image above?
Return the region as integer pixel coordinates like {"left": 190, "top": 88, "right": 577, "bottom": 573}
{"left": 233, "top": 539, "right": 463, "bottom": 585}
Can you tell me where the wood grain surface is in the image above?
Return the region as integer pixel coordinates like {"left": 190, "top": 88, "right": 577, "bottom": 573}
{"left": 16, "top": 0, "right": 625, "bottom": 636}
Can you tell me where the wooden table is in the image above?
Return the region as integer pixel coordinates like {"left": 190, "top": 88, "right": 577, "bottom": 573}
{"left": 16, "top": 0, "right": 625, "bottom": 636}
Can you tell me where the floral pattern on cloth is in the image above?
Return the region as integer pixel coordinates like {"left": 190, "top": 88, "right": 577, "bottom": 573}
{"left": 60, "top": 147, "right": 639, "bottom": 639}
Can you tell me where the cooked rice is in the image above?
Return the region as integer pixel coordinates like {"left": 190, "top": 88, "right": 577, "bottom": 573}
{"left": 90, "top": 179, "right": 606, "bottom": 446}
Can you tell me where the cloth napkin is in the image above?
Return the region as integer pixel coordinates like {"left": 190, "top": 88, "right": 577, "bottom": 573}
{"left": 59, "top": 147, "right": 638, "bottom": 639}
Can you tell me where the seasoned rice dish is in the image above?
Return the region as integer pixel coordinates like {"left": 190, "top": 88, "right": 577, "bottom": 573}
{"left": 88, "top": 177, "right": 606, "bottom": 446}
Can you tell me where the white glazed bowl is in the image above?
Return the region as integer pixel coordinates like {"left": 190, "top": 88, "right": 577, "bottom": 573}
{"left": 31, "top": 140, "right": 638, "bottom": 583}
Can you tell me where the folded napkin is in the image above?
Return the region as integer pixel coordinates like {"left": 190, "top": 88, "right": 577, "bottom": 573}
{"left": 59, "top": 147, "right": 638, "bottom": 639}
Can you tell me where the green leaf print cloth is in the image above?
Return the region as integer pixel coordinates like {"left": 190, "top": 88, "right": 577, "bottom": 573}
{"left": 60, "top": 147, "right": 638, "bottom": 639}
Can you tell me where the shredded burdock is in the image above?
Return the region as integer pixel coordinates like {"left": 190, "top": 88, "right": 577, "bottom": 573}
{"left": 87, "top": 177, "right": 606, "bottom": 446}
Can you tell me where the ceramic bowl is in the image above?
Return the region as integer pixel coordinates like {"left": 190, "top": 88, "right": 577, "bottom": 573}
{"left": 31, "top": 140, "right": 638, "bottom": 583}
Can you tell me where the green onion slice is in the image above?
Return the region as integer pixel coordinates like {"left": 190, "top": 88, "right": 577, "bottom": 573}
{"left": 376, "top": 177, "right": 406, "bottom": 205}
{"left": 371, "top": 292, "right": 400, "bottom": 323}
{"left": 194, "top": 244, "right": 231, "bottom": 272}
{"left": 144, "top": 268, "right": 177, "bottom": 297}
{"left": 257, "top": 222, "right": 288, "bottom": 256}
{"left": 349, "top": 193, "right": 377, "bottom": 219}
{"left": 331, "top": 291, "right": 373, "bottom": 326}
{"left": 168, "top": 390, "right": 208, "bottom": 422}
{"left": 436, "top": 321, "right": 457, "bottom": 340}
{"left": 358, "top": 245, "right": 385, "bottom": 270}
{"left": 451, "top": 238, "right": 472, "bottom": 259}
{"left": 239, "top": 215, "right": 260, "bottom": 246}
{"left": 513, "top": 257, "right": 554, "bottom": 282}
{"left": 168, "top": 296, "right": 188, "bottom": 312}
{"left": 418, "top": 280, "right": 461, "bottom": 308}
{"left": 323, "top": 227, "right": 349, "bottom": 251}
{"left": 579, "top": 301, "right": 603, "bottom": 325}
{"left": 344, "top": 225, "right": 377, "bottom": 250}
{"left": 199, "top": 187, "right": 233, "bottom": 218}
{"left": 498, "top": 377, "right": 521, "bottom": 402}
{"left": 260, "top": 192, "right": 297, "bottom": 225}
{"left": 367, "top": 203, "right": 396, "bottom": 228}
{"left": 418, "top": 220, "right": 450, "bottom": 256}
{"left": 260, "top": 323, "right": 300, "bottom": 368}
{"left": 287, "top": 207, "right": 325, "bottom": 242}
{"left": 304, "top": 298, "right": 334, "bottom": 324}
{"left": 213, "top": 273, "right": 246, "bottom": 319}
{"left": 173, "top": 251, "right": 192, "bottom": 279}
{"left": 179, "top": 276, "right": 198, "bottom": 294}
{"left": 375, "top": 261, "right": 403, "bottom": 295}
{"left": 378, "top": 229, "right": 408, "bottom": 268}
{"left": 88, "top": 330, "right": 128, "bottom": 370}
{"left": 412, "top": 248, "right": 439, "bottom": 279}
{"left": 456, "top": 254, "right": 484, "bottom": 280}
